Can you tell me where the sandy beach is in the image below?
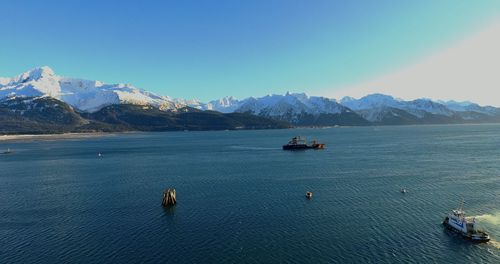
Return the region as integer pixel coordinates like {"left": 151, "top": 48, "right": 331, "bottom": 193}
{"left": 0, "top": 133, "right": 115, "bottom": 142}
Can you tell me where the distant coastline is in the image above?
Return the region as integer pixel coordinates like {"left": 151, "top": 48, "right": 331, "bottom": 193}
{"left": 4, "top": 122, "right": 500, "bottom": 142}
{"left": 0, "top": 132, "right": 115, "bottom": 142}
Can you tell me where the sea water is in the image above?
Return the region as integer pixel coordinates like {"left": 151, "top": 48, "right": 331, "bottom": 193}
{"left": 1, "top": 124, "right": 499, "bottom": 263}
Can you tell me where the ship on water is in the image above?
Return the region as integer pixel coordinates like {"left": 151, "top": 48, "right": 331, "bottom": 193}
{"left": 282, "top": 136, "right": 325, "bottom": 150}
{"left": 442, "top": 200, "right": 490, "bottom": 242}
{"left": 2, "top": 148, "right": 13, "bottom": 154}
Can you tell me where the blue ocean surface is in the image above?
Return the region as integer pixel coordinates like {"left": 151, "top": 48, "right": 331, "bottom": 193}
{"left": 1, "top": 124, "right": 499, "bottom": 263}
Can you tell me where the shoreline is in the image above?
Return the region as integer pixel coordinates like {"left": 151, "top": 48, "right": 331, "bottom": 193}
{"left": 2, "top": 123, "right": 499, "bottom": 142}
{"left": 0, "top": 132, "right": 119, "bottom": 142}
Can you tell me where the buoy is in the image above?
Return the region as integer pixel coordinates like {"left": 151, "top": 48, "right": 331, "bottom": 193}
{"left": 162, "top": 188, "right": 177, "bottom": 206}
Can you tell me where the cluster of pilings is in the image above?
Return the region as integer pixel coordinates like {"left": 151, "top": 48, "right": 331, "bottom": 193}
{"left": 162, "top": 188, "right": 177, "bottom": 206}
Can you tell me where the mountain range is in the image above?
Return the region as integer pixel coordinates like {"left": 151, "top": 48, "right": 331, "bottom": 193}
{"left": 1, "top": 66, "right": 499, "bottom": 134}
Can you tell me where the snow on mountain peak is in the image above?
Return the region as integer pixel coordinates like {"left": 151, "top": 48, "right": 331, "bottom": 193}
{"left": 0, "top": 66, "right": 179, "bottom": 112}
{"left": 341, "top": 93, "right": 401, "bottom": 111}
{"left": 27, "top": 66, "right": 55, "bottom": 79}
{"left": 204, "top": 96, "right": 241, "bottom": 113}
{"left": 340, "top": 96, "right": 355, "bottom": 103}
{"left": 11, "top": 66, "right": 55, "bottom": 83}
{"left": 216, "top": 96, "right": 237, "bottom": 106}
{"left": 340, "top": 93, "right": 476, "bottom": 120}
{"left": 232, "top": 93, "right": 347, "bottom": 121}
{"left": 439, "top": 100, "right": 497, "bottom": 115}
{"left": 0, "top": 66, "right": 53, "bottom": 86}
{"left": 3, "top": 67, "right": 497, "bottom": 120}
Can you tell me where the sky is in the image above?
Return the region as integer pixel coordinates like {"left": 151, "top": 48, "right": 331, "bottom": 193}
{"left": 329, "top": 21, "right": 500, "bottom": 106}
{"left": 1, "top": 0, "right": 500, "bottom": 104}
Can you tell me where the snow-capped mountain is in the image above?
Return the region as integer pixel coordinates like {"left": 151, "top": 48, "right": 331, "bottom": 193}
{"left": 0, "top": 96, "right": 289, "bottom": 134}
{"left": 439, "top": 100, "right": 498, "bottom": 115}
{"left": 205, "top": 96, "right": 242, "bottom": 113}
{"left": 0, "top": 66, "right": 181, "bottom": 112}
{"left": 2, "top": 66, "right": 499, "bottom": 128}
{"left": 174, "top": 96, "right": 243, "bottom": 113}
{"left": 191, "top": 93, "right": 363, "bottom": 125}
{"left": 221, "top": 92, "right": 367, "bottom": 125}
{"left": 174, "top": 98, "right": 206, "bottom": 110}
{"left": 341, "top": 94, "right": 455, "bottom": 122}
{"left": 234, "top": 92, "right": 346, "bottom": 116}
{"left": 193, "top": 92, "right": 500, "bottom": 125}
{"left": 340, "top": 93, "right": 499, "bottom": 123}
{"left": 340, "top": 93, "right": 404, "bottom": 111}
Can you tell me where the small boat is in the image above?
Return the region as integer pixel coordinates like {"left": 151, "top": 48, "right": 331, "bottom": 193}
{"left": 400, "top": 188, "right": 407, "bottom": 194}
{"left": 305, "top": 192, "right": 313, "bottom": 199}
{"left": 98, "top": 153, "right": 102, "bottom": 157}
{"left": 2, "top": 148, "right": 14, "bottom": 154}
{"left": 282, "top": 136, "right": 325, "bottom": 150}
{"left": 442, "top": 200, "right": 490, "bottom": 243}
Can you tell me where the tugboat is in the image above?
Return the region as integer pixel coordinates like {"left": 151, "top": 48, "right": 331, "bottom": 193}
{"left": 442, "top": 200, "right": 490, "bottom": 242}
{"left": 282, "top": 136, "right": 325, "bottom": 150}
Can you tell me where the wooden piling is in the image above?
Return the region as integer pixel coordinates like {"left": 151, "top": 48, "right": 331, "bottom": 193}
{"left": 162, "top": 188, "right": 176, "bottom": 206}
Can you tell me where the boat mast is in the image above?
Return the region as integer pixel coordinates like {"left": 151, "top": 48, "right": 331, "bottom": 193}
{"left": 458, "top": 199, "right": 465, "bottom": 213}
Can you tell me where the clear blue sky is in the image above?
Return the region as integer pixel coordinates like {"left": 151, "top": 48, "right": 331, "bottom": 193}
{"left": 1, "top": 0, "right": 499, "bottom": 101}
